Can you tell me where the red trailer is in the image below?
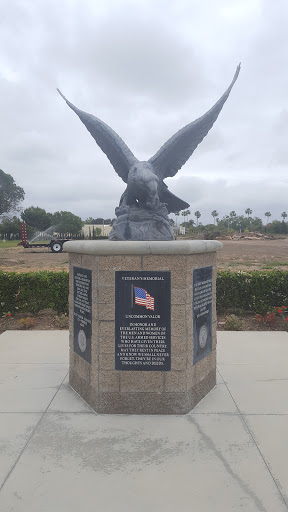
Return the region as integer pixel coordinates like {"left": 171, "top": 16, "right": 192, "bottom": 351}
{"left": 17, "top": 222, "right": 71, "bottom": 253}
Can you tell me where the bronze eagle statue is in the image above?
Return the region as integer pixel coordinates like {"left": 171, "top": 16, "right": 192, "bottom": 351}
{"left": 57, "top": 64, "right": 240, "bottom": 214}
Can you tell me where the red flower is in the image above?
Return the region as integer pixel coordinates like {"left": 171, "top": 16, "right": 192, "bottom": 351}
{"left": 277, "top": 309, "right": 282, "bottom": 313}
{"left": 283, "top": 306, "right": 287, "bottom": 309}
{"left": 8, "top": 313, "right": 11, "bottom": 317}
{"left": 285, "top": 318, "right": 288, "bottom": 322}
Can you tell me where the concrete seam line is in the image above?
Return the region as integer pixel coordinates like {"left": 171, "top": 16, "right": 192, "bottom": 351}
{"left": 217, "top": 367, "right": 288, "bottom": 509}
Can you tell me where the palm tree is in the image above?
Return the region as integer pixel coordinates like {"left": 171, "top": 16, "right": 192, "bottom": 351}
{"left": 211, "top": 210, "right": 218, "bottom": 225}
{"left": 281, "top": 211, "right": 287, "bottom": 221}
{"left": 265, "top": 212, "right": 271, "bottom": 225}
{"left": 174, "top": 211, "right": 180, "bottom": 226}
{"left": 194, "top": 211, "right": 201, "bottom": 227}
{"left": 245, "top": 208, "right": 252, "bottom": 226}
{"left": 225, "top": 215, "right": 230, "bottom": 229}
{"left": 229, "top": 211, "right": 237, "bottom": 218}
{"left": 181, "top": 210, "right": 186, "bottom": 224}
{"left": 186, "top": 209, "right": 191, "bottom": 222}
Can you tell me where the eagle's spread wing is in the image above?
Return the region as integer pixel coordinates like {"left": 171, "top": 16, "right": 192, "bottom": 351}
{"left": 149, "top": 64, "right": 240, "bottom": 180}
{"left": 158, "top": 182, "right": 189, "bottom": 214}
{"left": 57, "top": 89, "right": 138, "bottom": 183}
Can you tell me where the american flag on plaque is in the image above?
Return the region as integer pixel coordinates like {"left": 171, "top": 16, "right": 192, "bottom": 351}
{"left": 134, "top": 286, "right": 155, "bottom": 311}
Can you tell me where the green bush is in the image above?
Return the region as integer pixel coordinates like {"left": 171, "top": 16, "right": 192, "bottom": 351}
{"left": 217, "top": 270, "right": 288, "bottom": 315}
{"left": 224, "top": 314, "right": 242, "bottom": 331}
{"left": 1, "top": 269, "right": 288, "bottom": 317}
{"left": 0, "top": 271, "right": 69, "bottom": 314}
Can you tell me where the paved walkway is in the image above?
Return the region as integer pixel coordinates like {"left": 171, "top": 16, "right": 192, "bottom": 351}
{"left": 0, "top": 330, "right": 288, "bottom": 511}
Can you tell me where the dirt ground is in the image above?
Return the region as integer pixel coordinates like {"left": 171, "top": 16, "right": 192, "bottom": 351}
{"left": 0, "top": 310, "right": 69, "bottom": 335}
{"left": 1, "top": 308, "right": 286, "bottom": 335}
{"left": 217, "top": 237, "right": 288, "bottom": 271}
{"left": 1, "top": 238, "right": 288, "bottom": 333}
{"left": 0, "top": 245, "right": 69, "bottom": 273}
{"left": 0, "top": 237, "right": 288, "bottom": 273}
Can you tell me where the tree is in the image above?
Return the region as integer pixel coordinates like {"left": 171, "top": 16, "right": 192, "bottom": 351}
{"left": 266, "top": 220, "right": 287, "bottom": 234}
{"left": 52, "top": 211, "right": 83, "bottom": 235}
{"left": 53, "top": 211, "right": 83, "bottom": 235}
{"left": 0, "top": 216, "right": 21, "bottom": 239}
{"left": 194, "top": 211, "right": 201, "bottom": 227}
{"left": 225, "top": 215, "right": 230, "bottom": 229}
{"left": 186, "top": 210, "right": 191, "bottom": 222}
{"left": 174, "top": 211, "right": 180, "bottom": 226}
{"left": 245, "top": 208, "right": 252, "bottom": 226}
{"left": 281, "top": 211, "right": 287, "bottom": 221}
{"left": 217, "top": 214, "right": 263, "bottom": 233}
{"left": 265, "top": 211, "right": 271, "bottom": 225}
{"left": 84, "top": 217, "right": 105, "bottom": 224}
{"left": 250, "top": 217, "right": 263, "bottom": 232}
{"left": 21, "top": 206, "right": 52, "bottom": 231}
{"left": 0, "top": 169, "right": 25, "bottom": 216}
{"left": 181, "top": 210, "right": 187, "bottom": 224}
{"left": 211, "top": 210, "right": 218, "bottom": 225}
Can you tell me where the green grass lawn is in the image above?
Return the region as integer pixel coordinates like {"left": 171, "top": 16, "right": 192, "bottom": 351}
{"left": 262, "top": 261, "right": 288, "bottom": 269}
{"left": 0, "top": 240, "right": 53, "bottom": 248}
{"left": 0, "top": 240, "right": 21, "bottom": 248}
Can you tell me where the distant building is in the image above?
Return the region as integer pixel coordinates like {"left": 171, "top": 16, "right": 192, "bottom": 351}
{"left": 82, "top": 224, "right": 112, "bottom": 238}
{"left": 173, "top": 226, "right": 186, "bottom": 236}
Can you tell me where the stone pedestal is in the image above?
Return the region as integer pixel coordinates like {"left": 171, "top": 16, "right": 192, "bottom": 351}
{"left": 65, "top": 240, "right": 222, "bottom": 414}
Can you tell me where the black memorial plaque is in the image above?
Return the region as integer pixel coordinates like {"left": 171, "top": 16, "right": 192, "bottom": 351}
{"left": 115, "top": 271, "right": 171, "bottom": 371}
{"left": 73, "top": 267, "right": 92, "bottom": 363}
{"left": 193, "top": 266, "right": 213, "bottom": 364}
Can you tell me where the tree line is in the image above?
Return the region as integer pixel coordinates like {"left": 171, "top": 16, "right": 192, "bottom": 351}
{"left": 0, "top": 169, "right": 116, "bottom": 239}
{"left": 0, "top": 168, "right": 287, "bottom": 239}
{"left": 0, "top": 169, "right": 86, "bottom": 238}
{"left": 171, "top": 208, "right": 288, "bottom": 236}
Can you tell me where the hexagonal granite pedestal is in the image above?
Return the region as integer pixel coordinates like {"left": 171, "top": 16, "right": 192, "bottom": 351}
{"left": 64, "top": 240, "right": 222, "bottom": 414}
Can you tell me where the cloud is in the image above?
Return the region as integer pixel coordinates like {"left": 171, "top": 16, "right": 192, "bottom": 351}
{"left": 0, "top": 0, "right": 287, "bottom": 224}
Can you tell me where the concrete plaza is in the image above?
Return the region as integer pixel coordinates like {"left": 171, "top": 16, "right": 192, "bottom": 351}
{"left": 0, "top": 330, "right": 287, "bottom": 511}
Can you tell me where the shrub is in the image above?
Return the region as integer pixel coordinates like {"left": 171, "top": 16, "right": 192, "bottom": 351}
{"left": 55, "top": 312, "right": 69, "bottom": 329}
{"left": 217, "top": 270, "right": 288, "bottom": 315}
{"left": 224, "top": 314, "right": 242, "bottom": 331}
{"left": 0, "top": 271, "right": 69, "bottom": 314}
{"left": 255, "top": 312, "right": 277, "bottom": 327}
{"left": 19, "top": 317, "right": 36, "bottom": 329}
{"left": 1, "top": 269, "right": 288, "bottom": 318}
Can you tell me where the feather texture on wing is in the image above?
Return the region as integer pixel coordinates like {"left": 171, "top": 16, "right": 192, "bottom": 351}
{"left": 57, "top": 89, "right": 138, "bottom": 183}
{"left": 149, "top": 64, "right": 241, "bottom": 180}
{"left": 158, "top": 182, "right": 189, "bottom": 213}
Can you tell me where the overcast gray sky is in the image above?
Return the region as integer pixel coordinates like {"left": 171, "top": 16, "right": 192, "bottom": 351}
{"left": 1, "top": 0, "right": 287, "bottom": 224}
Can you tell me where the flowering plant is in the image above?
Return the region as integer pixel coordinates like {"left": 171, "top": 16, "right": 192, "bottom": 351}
{"left": 273, "top": 306, "right": 288, "bottom": 330}
{"left": 255, "top": 312, "right": 277, "bottom": 327}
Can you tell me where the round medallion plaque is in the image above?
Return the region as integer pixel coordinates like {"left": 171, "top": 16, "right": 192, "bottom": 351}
{"left": 199, "top": 325, "right": 208, "bottom": 349}
{"left": 78, "top": 329, "right": 87, "bottom": 352}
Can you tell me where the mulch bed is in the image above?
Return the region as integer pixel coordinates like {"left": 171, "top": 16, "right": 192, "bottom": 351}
{"left": 1, "top": 310, "right": 287, "bottom": 335}
{"left": 217, "top": 313, "right": 288, "bottom": 332}
{"left": 0, "top": 309, "right": 69, "bottom": 335}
